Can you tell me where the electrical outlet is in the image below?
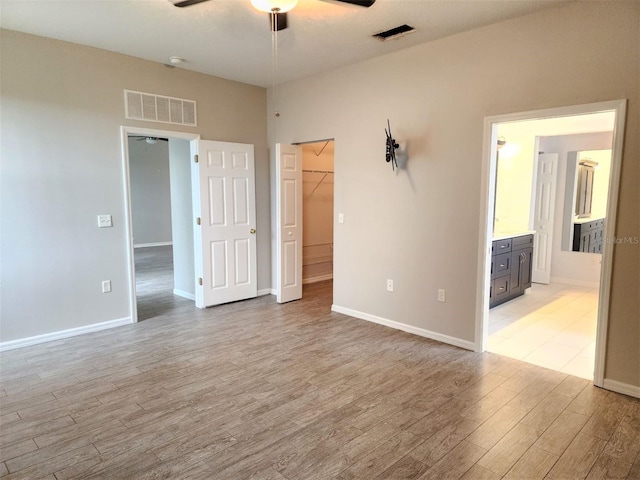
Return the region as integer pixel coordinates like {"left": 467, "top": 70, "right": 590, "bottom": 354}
{"left": 387, "top": 279, "right": 394, "bottom": 292}
{"left": 102, "top": 280, "right": 112, "bottom": 293}
{"left": 438, "top": 289, "right": 446, "bottom": 302}
{"left": 97, "top": 215, "right": 113, "bottom": 228}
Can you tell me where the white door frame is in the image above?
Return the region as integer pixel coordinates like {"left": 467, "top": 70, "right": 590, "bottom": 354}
{"left": 474, "top": 99, "right": 627, "bottom": 389}
{"left": 120, "top": 126, "right": 200, "bottom": 323}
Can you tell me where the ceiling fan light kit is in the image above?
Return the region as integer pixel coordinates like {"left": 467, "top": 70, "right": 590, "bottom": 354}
{"left": 170, "top": 0, "right": 376, "bottom": 32}
{"left": 250, "top": 0, "right": 298, "bottom": 13}
{"left": 168, "top": 0, "right": 377, "bottom": 122}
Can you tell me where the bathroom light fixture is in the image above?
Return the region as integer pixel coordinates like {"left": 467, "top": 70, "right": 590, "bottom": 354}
{"left": 250, "top": 0, "right": 298, "bottom": 13}
{"left": 499, "top": 142, "right": 521, "bottom": 160}
{"left": 145, "top": 137, "right": 158, "bottom": 144}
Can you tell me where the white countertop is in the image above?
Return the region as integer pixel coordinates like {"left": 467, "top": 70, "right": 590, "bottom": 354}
{"left": 573, "top": 217, "right": 605, "bottom": 224}
{"left": 492, "top": 230, "right": 536, "bottom": 241}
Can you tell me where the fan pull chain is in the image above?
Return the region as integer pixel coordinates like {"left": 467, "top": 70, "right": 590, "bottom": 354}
{"left": 272, "top": 11, "right": 280, "bottom": 118}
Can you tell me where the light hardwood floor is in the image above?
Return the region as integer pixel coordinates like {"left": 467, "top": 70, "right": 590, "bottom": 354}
{"left": 1, "top": 281, "right": 639, "bottom": 479}
{"left": 134, "top": 246, "right": 192, "bottom": 322}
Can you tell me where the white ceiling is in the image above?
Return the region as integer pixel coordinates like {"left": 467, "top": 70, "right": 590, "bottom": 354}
{"left": 0, "top": 0, "right": 570, "bottom": 88}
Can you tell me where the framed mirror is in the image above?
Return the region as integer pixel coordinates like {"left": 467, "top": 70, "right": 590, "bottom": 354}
{"left": 562, "top": 149, "right": 612, "bottom": 254}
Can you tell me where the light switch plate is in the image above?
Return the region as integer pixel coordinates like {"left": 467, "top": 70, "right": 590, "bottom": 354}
{"left": 98, "top": 215, "right": 113, "bottom": 228}
{"left": 338, "top": 213, "right": 344, "bottom": 224}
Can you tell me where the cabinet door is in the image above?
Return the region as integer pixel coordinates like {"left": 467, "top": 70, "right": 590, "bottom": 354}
{"left": 580, "top": 231, "right": 590, "bottom": 252}
{"left": 510, "top": 251, "right": 523, "bottom": 297}
{"left": 521, "top": 247, "right": 533, "bottom": 290}
{"left": 489, "top": 279, "right": 494, "bottom": 307}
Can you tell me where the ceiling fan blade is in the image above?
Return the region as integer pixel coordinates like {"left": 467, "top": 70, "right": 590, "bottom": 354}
{"left": 270, "top": 12, "right": 288, "bottom": 32}
{"left": 169, "top": 0, "right": 211, "bottom": 8}
{"left": 131, "top": 136, "right": 169, "bottom": 143}
{"left": 333, "top": 0, "right": 375, "bottom": 7}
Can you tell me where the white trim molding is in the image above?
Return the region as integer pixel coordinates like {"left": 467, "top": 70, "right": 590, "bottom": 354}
{"left": 257, "top": 288, "right": 273, "bottom": 297}
{"left": 134, "top": 242, "right": 173, "bottom": 248}
{"left": 0, "top": 317, "right": 133, "bottom": 352}
{"left": 603, "top": 379, "right": 640, "bottom": 399}
{"left": 331, "top": 305, "right": 475, "bottom": 351}
{"left": 173, "top": 289, "right": 196, "bottom": 301}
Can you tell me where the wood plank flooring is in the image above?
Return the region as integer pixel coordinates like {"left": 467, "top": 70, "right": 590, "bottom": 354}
{"left": 1, "top": 281, "right": 639, "bottom": 479}
{"left": 134, "top": 246, "right": 191, "bottom": 322}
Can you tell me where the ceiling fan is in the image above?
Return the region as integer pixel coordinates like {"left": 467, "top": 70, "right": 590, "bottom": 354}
{"left": 130, "top": 136, "right": 169, "bottom": 144}
{"left": 169, "top": 0, "right": 376, "bottom": 32}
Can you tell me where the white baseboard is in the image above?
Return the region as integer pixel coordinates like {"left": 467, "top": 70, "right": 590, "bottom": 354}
{"left": 550, "top": 277, "right": 599, "bottom": 289}
{"left": 134, "top": 242, "right": 173, "bottom": 248}
{"left": 330, "top": 305, "right": 475, "bottom": 351}
{"left": 603, "top": 379, "right": 640, "bottom": 399}
{"left": 257, "top": 288, "right": 273, "bottom": 297}
{"left": 303, "top": 274, "right": 333, "bottom": 285}
{"left": 269, "top": 288, "right": 277, "bottom": 295}
{"left": 173, "top": 289, "right": 195, "bottom": 301}
{"left": 0, "top": 317, "right": 133, "bottom": 352}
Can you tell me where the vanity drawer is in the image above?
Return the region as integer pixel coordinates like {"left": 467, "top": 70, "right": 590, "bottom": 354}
{"left": 492, "top": 239, "right": 512, "bottom": 254}
{"left": 492, "top": 276, "right": 511, "bottom": 303}
{"left": 512, "top": 234, "right": 533, "bottom": 249}
{"left": 491, "top": 253, "right": 511, "bottom": 279}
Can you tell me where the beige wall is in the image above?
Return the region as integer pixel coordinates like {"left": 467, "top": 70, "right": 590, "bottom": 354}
{"left": 0, "top": 30, "right": 268, "bottom": 342}
{"left": 128, "top": 138, "right": 172, "bottom": 246}
{"left": 270, "top": 2, "right": 639, "bottom": 387}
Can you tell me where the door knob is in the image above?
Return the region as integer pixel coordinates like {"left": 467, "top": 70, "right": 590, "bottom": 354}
{"left": 250, "top": 228, "right": 256, "bottom": 234}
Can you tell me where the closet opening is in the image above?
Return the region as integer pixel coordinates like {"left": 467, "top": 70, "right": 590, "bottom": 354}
{"left": 301, "top": 140, "right": 335, "bottom": 288}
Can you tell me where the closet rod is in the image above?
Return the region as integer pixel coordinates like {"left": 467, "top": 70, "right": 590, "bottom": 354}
{"left": 302, "top": 169, "right": 334, "bottom": 174}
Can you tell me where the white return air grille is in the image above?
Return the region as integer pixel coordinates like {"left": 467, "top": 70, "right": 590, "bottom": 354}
{"left": 124, "top": 90, "right": 197, "bottom": 126}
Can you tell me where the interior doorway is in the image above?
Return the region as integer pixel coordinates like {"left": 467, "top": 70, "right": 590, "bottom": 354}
{"left": 127, "top": 134, "right": 196, "bottom": 321}
{"left": 489, "top": 114, "right": 615, "bottom": 379}
{"left": 121, "top": 127, "right": 200, "bottom": 323}
{"left": 301, "top": 141, "right": 335, "bottom": 286}
{"left": 476, "top": 100, "right": 627, "bottom": 388}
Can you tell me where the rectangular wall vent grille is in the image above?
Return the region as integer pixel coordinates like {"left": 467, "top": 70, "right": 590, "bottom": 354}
{"left": 124, "top": 90, "right": 197, "bottom": 126}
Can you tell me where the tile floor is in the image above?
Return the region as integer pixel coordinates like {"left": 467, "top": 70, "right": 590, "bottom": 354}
{"left": 488, "top": 283, "right": 599, "bottom": 380}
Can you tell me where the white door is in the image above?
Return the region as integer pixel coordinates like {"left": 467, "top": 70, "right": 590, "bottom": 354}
{"left": 191, "top": 140, "right": 257, "bottom": 308}
{"left": 276, "top": 143, "right": 302, "bottom": 303}
{"left": 532, "top": 153, "right": 558, "bottom": 284}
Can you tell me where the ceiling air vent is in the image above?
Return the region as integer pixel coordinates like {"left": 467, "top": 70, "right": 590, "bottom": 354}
{"left": 124, "top": 90, "right": 197, "bottom": 127}
{"left": 373, "top": 24, "right": 415, "bottom": 41}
